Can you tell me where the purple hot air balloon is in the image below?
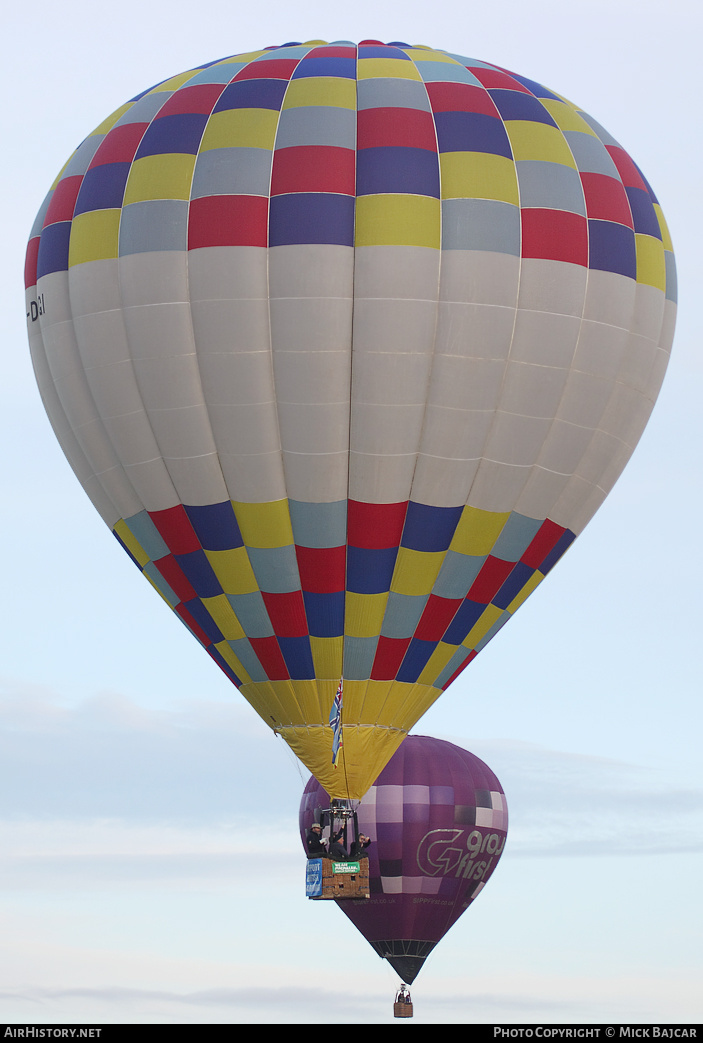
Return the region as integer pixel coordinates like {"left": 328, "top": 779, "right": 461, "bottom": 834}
{"left": 299, "top": 734, "right": 508, "bottom": 983}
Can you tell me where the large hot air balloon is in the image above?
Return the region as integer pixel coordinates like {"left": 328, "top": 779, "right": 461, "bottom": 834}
{"left": 299, "top": 734, "right": 508, "bottom": 983}
{"left": 25, "top": 40, "right": 676, "bottom": 799}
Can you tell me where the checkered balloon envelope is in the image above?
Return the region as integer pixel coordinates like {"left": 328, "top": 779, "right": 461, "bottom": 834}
{"left": 26, "top": 40, "right": 675, "bottom": 799}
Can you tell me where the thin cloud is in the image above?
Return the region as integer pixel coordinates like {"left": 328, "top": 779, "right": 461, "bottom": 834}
{"left": 427, "top": 734, "right": 703, "bottom": 858}
{"left": 0, "top": 680, "right": 306, "bottom": 823}
{"left": 2, "top": 686, "right": 702, "bottom": 864}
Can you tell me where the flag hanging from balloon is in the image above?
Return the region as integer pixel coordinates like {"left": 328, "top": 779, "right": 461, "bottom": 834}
{"left": 329, "top": 679, "right": 343, "bottom": 765}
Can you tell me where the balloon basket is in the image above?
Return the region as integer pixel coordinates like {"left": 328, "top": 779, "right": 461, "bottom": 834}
{"left": 393, "top": 985, "right": 413, "bottom": 1017}
{"left": 306, "top": 857, "right": 370, "bottom": 900}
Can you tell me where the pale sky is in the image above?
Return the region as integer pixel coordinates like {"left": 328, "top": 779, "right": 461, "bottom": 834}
{"left": 1, "top": 0, "right": 701, "bottom": 1025}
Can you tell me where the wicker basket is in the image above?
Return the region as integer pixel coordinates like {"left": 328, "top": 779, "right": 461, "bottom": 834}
{"left": 314, "top": 857, "right": 370, "bottom": 900}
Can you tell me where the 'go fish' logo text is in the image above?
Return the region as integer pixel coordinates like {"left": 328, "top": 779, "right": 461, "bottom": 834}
{"left": 417, "top": 828, "right": 506, "bottom": 879}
